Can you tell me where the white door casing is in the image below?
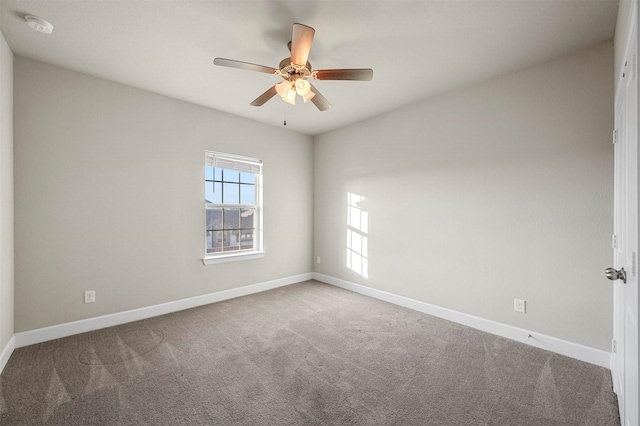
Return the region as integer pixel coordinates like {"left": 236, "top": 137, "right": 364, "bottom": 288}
{"left": 612, "top": 18, "right": 639, "bottom": 426}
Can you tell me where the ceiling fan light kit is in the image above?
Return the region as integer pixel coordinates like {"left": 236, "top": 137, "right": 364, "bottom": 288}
{"left": 275, "top": 77, "right": 313, "bottom": 105}
{"left": 213, "top": 23, "right": 373, "bottom": 111}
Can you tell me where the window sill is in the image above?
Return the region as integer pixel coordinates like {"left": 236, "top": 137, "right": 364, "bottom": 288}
{"left": 202, "top": 250, "right": 265, "bottom": 265}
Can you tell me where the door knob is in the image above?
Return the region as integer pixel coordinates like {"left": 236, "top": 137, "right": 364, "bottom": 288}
{"left": 605, "top": 267, "right": 627, "bottom": 284}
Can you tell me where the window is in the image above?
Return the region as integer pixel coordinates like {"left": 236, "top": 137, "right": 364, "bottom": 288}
{"left": 203, "top": 152, "right": 263, "bottom": 264}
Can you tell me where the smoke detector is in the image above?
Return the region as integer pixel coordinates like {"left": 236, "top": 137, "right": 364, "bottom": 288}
{"left": 25, "top": 15, "right": 54, "bottom": 34}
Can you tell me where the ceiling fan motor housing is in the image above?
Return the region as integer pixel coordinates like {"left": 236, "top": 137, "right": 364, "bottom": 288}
{"left": 279, "top": 58, "right": 312, "bottom": 81}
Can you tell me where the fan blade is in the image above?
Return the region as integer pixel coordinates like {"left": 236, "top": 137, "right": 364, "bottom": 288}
{"left": 291, "top": 23, "right": 315, "bottom": 66}
{"left": 250, "top": 86, "right": 278, "bottom": 106}
{"left": 309, "top": 83, "right": 331, "bottom": 111}
{"left": 213, "top": 58, "right": 277, "bottom": 75}
{"left": 314, "top": 69, "right": 373, "bottom": 81}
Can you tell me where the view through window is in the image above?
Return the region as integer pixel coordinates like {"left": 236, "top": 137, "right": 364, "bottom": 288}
{"left": 205, "top": 152, "right": 262, "bottom": 257}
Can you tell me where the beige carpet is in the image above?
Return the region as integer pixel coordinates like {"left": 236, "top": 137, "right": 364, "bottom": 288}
{"left": 0, "top": 280, "right": 619, "bottom": 425}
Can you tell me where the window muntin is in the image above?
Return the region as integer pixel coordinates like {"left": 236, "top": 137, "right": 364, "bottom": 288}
{"left": 205, "top": 152, "right": 262, "bottom": 259}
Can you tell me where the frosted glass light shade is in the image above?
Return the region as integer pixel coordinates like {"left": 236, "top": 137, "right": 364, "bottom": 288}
{"left": 295, "top": 78, "right": 311, "bottom": 96}
{"left": 284, "top": 88, "right": 296, "bottom": 105}
{"left": 275, "top": 81, "right": 291, "bottom": 98}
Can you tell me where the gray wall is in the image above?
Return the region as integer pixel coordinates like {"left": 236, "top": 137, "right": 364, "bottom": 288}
{"left": 0, "top": 28, "right": 13, "bottom": 351}
{"left": 13, "top": 57, "right": 313, "bottom": 332}
{"left": 313, "top": 43, "right": 614, "bottom": 351}
{"left": 10, "top": 41, "right": 616, "bottom": 354}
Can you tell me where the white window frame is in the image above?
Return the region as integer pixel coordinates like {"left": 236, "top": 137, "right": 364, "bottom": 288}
{"left": 203, "top": 151, "right": 264, "bottom": 265}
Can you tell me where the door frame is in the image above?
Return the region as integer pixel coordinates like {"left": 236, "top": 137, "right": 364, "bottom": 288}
{"left": 612, "top": 4, "right": 639, "bottom": 424}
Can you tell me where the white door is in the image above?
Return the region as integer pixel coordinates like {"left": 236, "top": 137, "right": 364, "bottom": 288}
{"left": 611, "top": 26, "right": 639, "bottom": 426}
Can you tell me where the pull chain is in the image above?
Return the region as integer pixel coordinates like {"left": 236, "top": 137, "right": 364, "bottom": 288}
{"left": 283, "top": 103, "right": 287, "bottom": 126}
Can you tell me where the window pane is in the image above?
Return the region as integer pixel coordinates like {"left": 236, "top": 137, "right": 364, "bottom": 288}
{"left": 214, "top": 167, "right": 222, "bottom": 181}
{"left": 241, "top": 208, "right": 255, "bottom": 229}
{"left": 240, "top": 184, "right": 255, "bottom": 205}
{"left": 205, "top": 181, "right": 214, "bottom": 203}
{"left": 223, "top": 169, "right": 239, "bottom": 183}
{"left": 223, "top": 183, "right": 240, "bottom": 204}
{"left": 223, "top": 230, "right": 240, "bottom": 251}
{"left": 205, "top": 181, "right": 222, "bottom": 204}
{"left": 206, "top": 208, "right": 223, "bottom": 230}
{"left": 240, "top": 172, "right": 255, "bottom": 184}
{"left": 223, "top": 208, "right": 240, "bottom": 229}
{"left": 205, "top": 166, "right": 214, "bottom": 181}
{"left": 240, "top": 229, "right": 254, "bottom": 249}
{"left": 207, "top": 230, "right": 223, "bottom": 253}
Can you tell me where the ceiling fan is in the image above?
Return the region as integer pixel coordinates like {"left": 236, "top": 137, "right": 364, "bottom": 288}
{"left": 213, "top": 23, "right": 373, "bottom": 111}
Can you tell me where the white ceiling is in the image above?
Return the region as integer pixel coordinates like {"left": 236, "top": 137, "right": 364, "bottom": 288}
{"left": 0, "top": 0, "right": 619, "bottom": 136}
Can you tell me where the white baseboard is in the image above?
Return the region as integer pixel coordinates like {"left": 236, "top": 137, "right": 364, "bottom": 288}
{"left": 11, "top": 272, "right": 610, "bottom": 369}
{"left": 0, "top": 335, "right": 15, "bottom": 375}
{"left": 313, "top": 273, "right": 611, "bottom": 369}
{"left": 14, "top": 273, "right": 312, "bottom": 348}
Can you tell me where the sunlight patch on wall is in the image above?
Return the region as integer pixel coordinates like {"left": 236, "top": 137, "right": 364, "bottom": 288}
{"left": 347, "top": 192, "right": 368, "bottom": 278}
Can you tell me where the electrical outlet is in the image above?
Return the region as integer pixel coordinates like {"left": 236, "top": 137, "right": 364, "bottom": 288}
{"left": 514, "top": 298, "right": 526, "bottom": 313}
{"left": 84, "top": 290, "right": 96, "bottom": 304}
{"left": 316, "top": 256, "right": 321, "bottom": 264}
